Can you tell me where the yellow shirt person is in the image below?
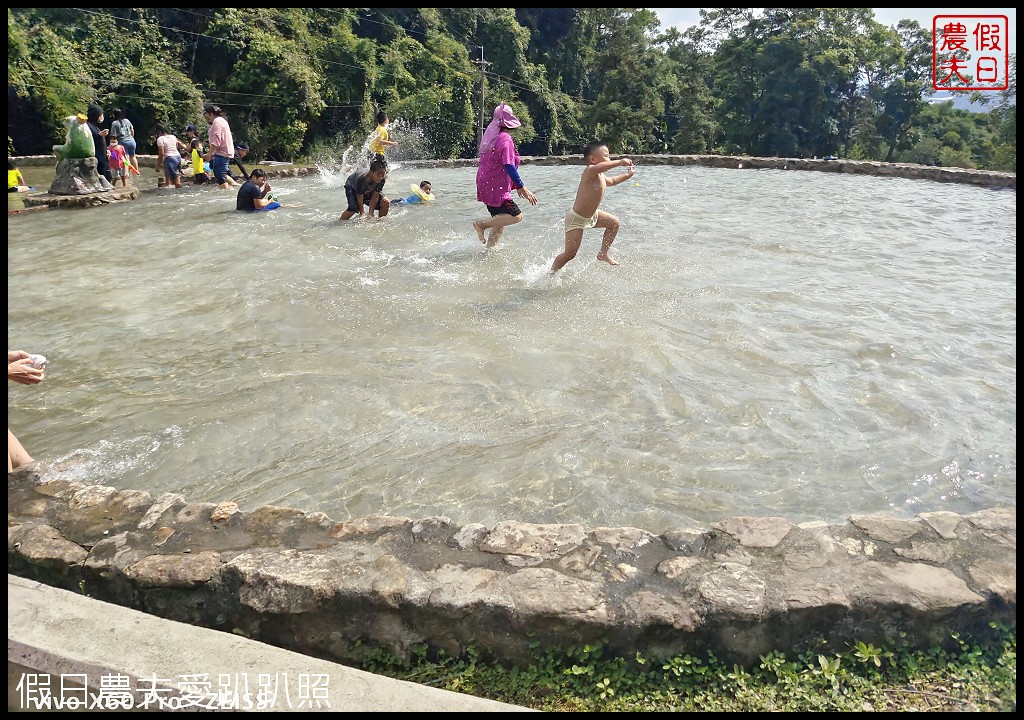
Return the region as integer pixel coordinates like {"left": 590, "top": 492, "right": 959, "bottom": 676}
{"left": 369, "top": 110, "right": 398, "bottom": 162}
{"left": 8, "top": 162, "right": 30, "bottom": 193}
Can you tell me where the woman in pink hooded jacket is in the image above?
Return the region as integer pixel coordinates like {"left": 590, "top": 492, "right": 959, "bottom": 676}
{"left": 472, "top": 102, "right": 538, "bottom": 249}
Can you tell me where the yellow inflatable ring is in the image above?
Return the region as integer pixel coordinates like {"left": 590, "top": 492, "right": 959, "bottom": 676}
{"left": 410, "top": 183, "right": 435, "bottom": 202}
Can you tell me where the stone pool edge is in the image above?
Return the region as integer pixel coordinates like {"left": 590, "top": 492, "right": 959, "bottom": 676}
{"left": 7, "top": 465, "right": 1015, "bottom": 670}
{"left": 11, "top": 153, "right": 1016, "bottom": 191}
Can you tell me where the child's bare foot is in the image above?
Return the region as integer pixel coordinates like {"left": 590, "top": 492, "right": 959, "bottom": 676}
{"left": 597, "top": 253, "right": 619, "bottom": 266}
{"left": 473, "top": 221, "right": 486, "bottom": 244}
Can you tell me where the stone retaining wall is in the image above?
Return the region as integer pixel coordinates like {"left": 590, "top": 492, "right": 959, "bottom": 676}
{"left": 9, "top": 151, "right": 1016, "bottom": 664}
{"left": 11, "top": 154, "right": 1016, "bottom": 190}
{"left": 7, "top": 467, "right": 1015, "bottom": 669}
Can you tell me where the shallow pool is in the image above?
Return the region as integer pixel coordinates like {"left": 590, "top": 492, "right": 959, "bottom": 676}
{"left": 7, "top": 161, "right": 1016, "bottom": 531}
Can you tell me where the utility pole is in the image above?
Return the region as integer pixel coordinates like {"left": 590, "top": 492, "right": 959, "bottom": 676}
{"left": 473, "top": 46, "right": 491, "bottom": 149}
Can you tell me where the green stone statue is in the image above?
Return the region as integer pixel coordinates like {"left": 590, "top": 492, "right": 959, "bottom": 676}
{"left": 53, "top": 113, "right": 95, "bottom": 160}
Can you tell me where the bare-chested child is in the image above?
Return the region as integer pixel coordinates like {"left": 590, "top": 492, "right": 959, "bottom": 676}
{"left": 550, "top": 141, "right": 635, "bottom": 274}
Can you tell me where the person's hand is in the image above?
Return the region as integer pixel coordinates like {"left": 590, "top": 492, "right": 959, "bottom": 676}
{"left": 620, "top": 157, "right": 634, "bottom": 169}
{"left": 8, "top": 358, "right": 44, "bottom": 385}
{"left": 99, "top": 129, "right": 109, "bottom": 137}
{"left": 9, "top": 350, "right": 30, "bottom": 364}
{"left": 517, "top": 186, "right": 538, "bottom": 206}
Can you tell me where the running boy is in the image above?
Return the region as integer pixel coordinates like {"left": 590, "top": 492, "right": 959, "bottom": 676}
{"left": 340, "top": 159, "right": 389, "bottom": 220}
{"left": 550, "top": 141, "right": 634, "bottom": 274}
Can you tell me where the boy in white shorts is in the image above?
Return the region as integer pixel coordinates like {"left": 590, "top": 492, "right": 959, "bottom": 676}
{"left": 550, "top": 141, "right": 634, "bottom": 274}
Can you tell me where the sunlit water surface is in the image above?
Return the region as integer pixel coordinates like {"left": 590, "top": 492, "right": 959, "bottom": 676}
{"left": 7, "top": 163, "right": 1016, "bottom": 532}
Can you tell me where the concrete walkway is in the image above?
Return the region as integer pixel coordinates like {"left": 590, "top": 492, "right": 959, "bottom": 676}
{"left": 7, "top": 575, "right": 533, "bottom": 712}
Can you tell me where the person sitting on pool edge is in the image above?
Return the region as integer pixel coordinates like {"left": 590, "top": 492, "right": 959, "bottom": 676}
{"left": 8, "top": 159, "right": 31, "bottom": 193}
{"left": 236, "top": 168, "right": 280, "bottom": 212}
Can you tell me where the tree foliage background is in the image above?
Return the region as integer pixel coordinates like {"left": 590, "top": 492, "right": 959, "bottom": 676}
{"left": 7, "top": 8, "right": 1016, "bottom": 171}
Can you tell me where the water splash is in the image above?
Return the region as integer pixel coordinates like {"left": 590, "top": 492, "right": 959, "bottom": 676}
{"left": 315, "top": 117, "right": 437, "bottom": 181}
{"left": 37, "top": 426, "right": 185, "bottom": 485}
{"left": 385, "top": 117, "right": 435, "bottom": 164}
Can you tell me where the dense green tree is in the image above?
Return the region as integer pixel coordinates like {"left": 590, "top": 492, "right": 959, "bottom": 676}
{"left": 581, "top": 9, "right": 669, "bottom": 154}
{"left": 6, "top": 7, "right": 1015, "bottom": 170}
{"left": 378, "top": 27, "right": 476, "bottom": 159}
{"left": 8, "top": 9, "right": 93, "bottom": 154}
{"left": 707, "top": 8, "right": 873, "bottom": 158}
{"left": 660, "top": 24, "right": 719, "bottom": 154}
{"left": 963, "top": 53, "right": 1017, "bottom": 171}
{"left": 310, "top": 10, "right": 376, "bottom": 146}
{"left": 9, "top": 8, "right": 201, "bottom": 155}
{"left": 200, "top": 9, "right": 327, "bottom": 159}
{"left": 862, "top": 19, "right": 933, "bottom": 162}
{"left": 515, "top": 8, "right": 599, "bottom": 154}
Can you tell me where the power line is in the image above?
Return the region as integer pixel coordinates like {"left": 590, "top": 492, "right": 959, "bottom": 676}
{"left": 473, "top": 48, "right": 492, "bottom": 148}
{"left": 23, "top": 9, "right": 635, "bottom": 130}
{"left": 72, "top": 8, "right": 476, "bottom": 85}
{"left": 14, "top": 83, "right": 364, "bottom": 111}
{"left": 483, "top": 69, "right": 600, "bottom": 108}
{"left": 74, "top": 8, "right": 245, "bottom": 46}
{"left": 337, "top": 9, "right": 483, "bottom": 50}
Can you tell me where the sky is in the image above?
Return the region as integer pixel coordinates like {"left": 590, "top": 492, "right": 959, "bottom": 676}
{"left": 651, "top": 8, "right": 1017, "bottom": 56}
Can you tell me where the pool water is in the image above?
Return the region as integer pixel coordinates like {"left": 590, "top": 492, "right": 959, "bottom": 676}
{"left": 7, "top": 162, "right": 1016, "bottom": 532}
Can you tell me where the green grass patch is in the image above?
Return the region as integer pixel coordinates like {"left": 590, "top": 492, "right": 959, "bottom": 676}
{"left": 354, "top": 623, "right": 1016, "bottom": 712}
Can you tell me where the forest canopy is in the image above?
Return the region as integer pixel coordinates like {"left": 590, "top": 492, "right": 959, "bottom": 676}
{"left": 7, "top": 8, "right": 1016, "bottom": 171}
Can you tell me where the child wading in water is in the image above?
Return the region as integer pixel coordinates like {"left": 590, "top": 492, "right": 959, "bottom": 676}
{"left": 108, "top": 137, "right": 129, "bottom": 187}
{"left": 393, "top": 180, "right": 434, "bottom": 205}
{"left": 550, "top": 141, "right": 634, "bottom": 274}
{"left": 369, "top": 110, "right": 398, "bottom": 164}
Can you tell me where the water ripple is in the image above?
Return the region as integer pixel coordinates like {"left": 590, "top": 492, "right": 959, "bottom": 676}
{"left": 7, "top": 165, "right": 1015, "bottom": 530}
